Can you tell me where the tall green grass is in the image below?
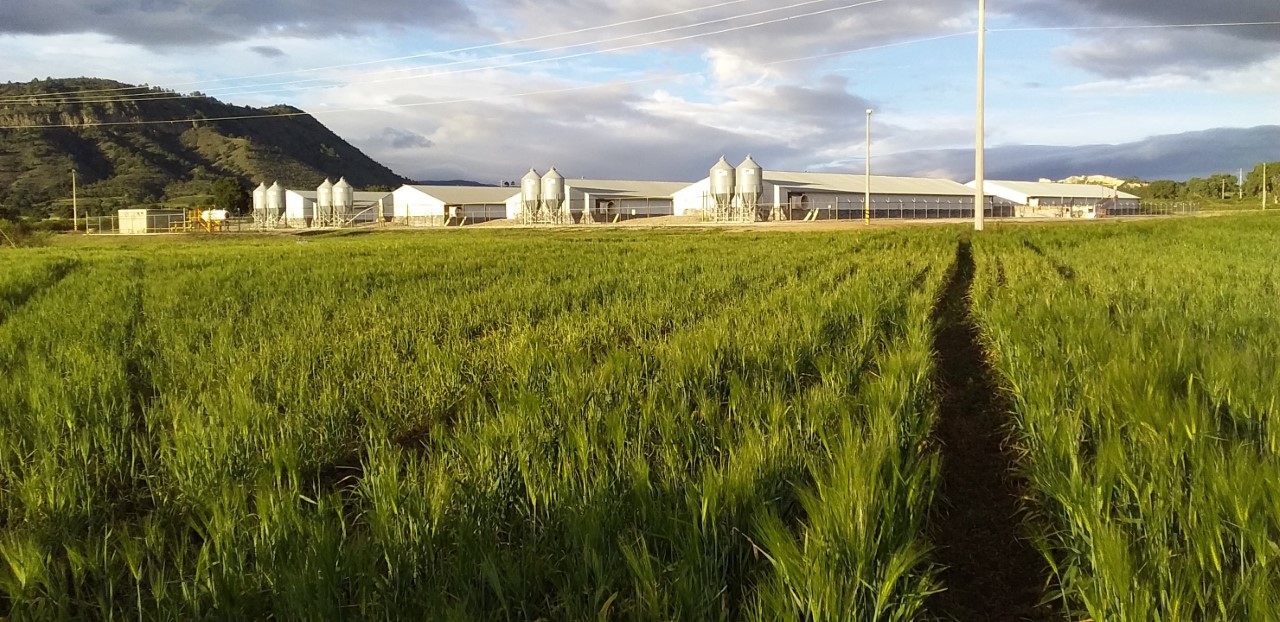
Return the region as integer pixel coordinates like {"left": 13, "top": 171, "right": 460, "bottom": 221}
{"left": 0, "top": 229, "right": 954, "bottom": 620}
{"left": 970, "top": 214, "right": 1280, "bottom": 620}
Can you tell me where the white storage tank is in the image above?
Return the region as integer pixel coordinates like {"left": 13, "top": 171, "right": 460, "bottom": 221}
{"left": 736, "top": 155, "right": 763, "bottom": 216}
{"left": 267, "top": 181, "right": 285, "bottom": 216}
{"left": 521, "top": 168, "right": 542, "bottom": 217}
{"left": 711, "top": 157, "right": 736, "bottom": 211}
{"left": 542, "top": 168, "right": 566, "bottom": 218}
{"left": 252, "top": 182, "right": 267, "bottom": 213}
{"left": 332, "top": 177, "right": 354, "bottom": 223}
{"left": 316, "top": 178, "right": 334, "bottom": 226}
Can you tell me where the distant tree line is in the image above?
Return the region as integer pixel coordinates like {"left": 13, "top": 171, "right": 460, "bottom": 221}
{"left": 1125, "top": 161, "right": 1280, "bottom": 202}
{"left": 1, "top": 175, "right": 396, "bottom": 222}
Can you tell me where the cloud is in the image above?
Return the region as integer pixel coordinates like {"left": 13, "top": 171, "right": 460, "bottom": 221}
{"left": 1008, "top": 0, "right": 1280, "bottom": 77}
{"left": 317, "top": 72, "right": 810, "bottom": 183}
{"left": 379, "top": 127, "right": 434, "bottom": 149}
{"left": 484, "top": 0, "right": 977, "bottom": 70}
{"left": 250, "top": 45, "right": 286, "bottom": 59}
{"left": 3, "top": 0, "right": 1274, "bottom": 187}
{"left": 1053, "top": 28, "right": 1280, "bottom": 79}
{"left": 0, "top": 0, "right": 476, "bottom": 46}
{"left": 641, "top": 74, "right": 876, "bottom": 141}
{"left": 1011, "top": 0, "right": 1279, "bottom": 40}
{"left": 875, "top": 126, "right": 1280, "bottom": 181}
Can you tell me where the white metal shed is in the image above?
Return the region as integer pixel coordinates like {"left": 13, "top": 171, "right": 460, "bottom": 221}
{"left": 970, "top": 180, "right": 1140, "bottom": 218}
{"left": 392, "top": 186, "right": 519, "bottom": 226}
{"left": 675, "top": 171, "right": 1003, "bottom": 220}
{"left": 505, "top": 179, "right": 690, "bottom": 223}
{"left": 285, "top": 190, "right": 393, "bottom": 227}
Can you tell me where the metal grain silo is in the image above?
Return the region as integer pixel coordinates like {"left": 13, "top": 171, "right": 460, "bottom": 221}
{"left": 710, "top": 157, "right": 736, "bottom": 216}
{"left": 251, "top": 182, "right": 270, "bottom": 228}
{"left": 521, "top": 168, "right": 541, "bottom": 220}
{"left": 542, "top": 168, "right": 566, "bottom": 222}
{"left": 736, "top": 155, "right": 763, "bottom": 219}
{"left": 252, "top": 182, "right": 267, "bottom": 213}
{"left": 332, "top": 177, "right": 354, "bottom": 224}
{"left": 267, "top": 181, "right": 285, "bottom": 216}
{"left": 316, "top": 178, "right": 334, "bottom": 227}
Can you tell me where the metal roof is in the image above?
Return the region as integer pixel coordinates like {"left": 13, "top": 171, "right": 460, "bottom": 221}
{"left": 290, "top": 190, "right": 391, "bottom": 202}
{"left": 982, "top": 180, "right": 1140, "bottom": 200}
{"left": 404, "top": 185, "right": 519, "bottom": 204}
{"left": 565, "top": 179, "right": 691, "bottom": 199}
{"left": 764, "top": 171, "right": 977, "bottom": 196}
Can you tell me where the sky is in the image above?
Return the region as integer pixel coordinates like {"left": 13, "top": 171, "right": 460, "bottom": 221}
{"left": 0, "top": 0, "right": 1277, "bottom": 183}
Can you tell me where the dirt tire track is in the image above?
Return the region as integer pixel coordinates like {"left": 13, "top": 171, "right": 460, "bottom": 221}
{"left": 926, "top": 239, "right": 1055, "bottom": 621}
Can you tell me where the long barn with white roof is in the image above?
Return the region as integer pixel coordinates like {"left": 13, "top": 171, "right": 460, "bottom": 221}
{"left": 969, "top": 180, "right": 1140, "bottom": 218}
{"left": 392, "top": 186, "right": 519, "bottom": 226}
{"left": 505, "top": 178, "right": 691, "bottom": 223}
{"left": 674, "top": 159, "right": 1010, "bottom": 220}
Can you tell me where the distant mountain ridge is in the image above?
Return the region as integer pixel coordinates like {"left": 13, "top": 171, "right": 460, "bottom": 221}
{"left": 0, "top": 77, "right": 410, "bottom": 216}
{"left": 412, "top": 179, "right": 492, "bottom": 187}
{"left": 1056, "top": 175, "right": 1145, "bottom": 189}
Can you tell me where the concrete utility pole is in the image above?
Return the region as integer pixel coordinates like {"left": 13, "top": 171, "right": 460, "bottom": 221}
{"left": 865, "top": 108, "right": 873, "bottom": 225}
{"left": 974, "top": 0, "right": 987, "bottom": 231}
{"left": 71, "top": 168, "right": 78, "bottom": 233}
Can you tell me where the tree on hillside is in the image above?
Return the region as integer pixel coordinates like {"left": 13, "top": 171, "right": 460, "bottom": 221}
{"left": 1132, "top": 180, "right": 1180, "bottom": 199}
{"left": 1186, "top": 174, "right": 1238, "bottom": 200}
{"left": 211, "top": 177, "right": 250, "bottom": 215}
{"left": 1243, "top": 162, "right": 1280, "bottom": 199}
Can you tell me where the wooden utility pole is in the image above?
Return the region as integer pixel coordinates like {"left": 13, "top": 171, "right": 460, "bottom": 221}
{"left": 1264, "top": 162, "right": 1268, "bottom": 210}
{"left": 974, "top": 0, "right": 986, "bottom": 231}
{"left": 865, "top": 108, "right": 872, "bottom": 225}
{"left": 71, "top": 168, "right": 78, "bottom": 232}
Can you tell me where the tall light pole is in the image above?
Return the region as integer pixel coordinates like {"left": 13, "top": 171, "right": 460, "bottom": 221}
{"left": 865, "top": 108, "right": 873, "bottom": 225}
{"left": 71, "top": 168, "right": 78, "bottom": 233}
{"left": 974, "top": 0, "right": 986, "bottom": 231}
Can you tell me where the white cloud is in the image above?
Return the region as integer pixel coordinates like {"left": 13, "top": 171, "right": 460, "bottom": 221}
{"left": 3, "top": 0, "right": 1277, "bottom": 185}
{"left": 1064, "top": 56, "right": 1280, "bottom": 96}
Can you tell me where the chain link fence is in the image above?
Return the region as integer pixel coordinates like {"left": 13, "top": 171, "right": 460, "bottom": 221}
{"left": 81, "top": 214, "right": 268, "bottom": 234}
{"left": 696, "top": 195, "right": 1016, "bottom": 221}
{"left": 77, "top": 197, "right": 1204, "bottom": 234}
{"left": 1133, "top": 201, "right": 1201, "bottom": 216}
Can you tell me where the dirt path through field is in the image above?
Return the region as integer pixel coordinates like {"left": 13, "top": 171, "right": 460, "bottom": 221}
{"left": 926, "top": 239, "right": 1055, "bottom": 621}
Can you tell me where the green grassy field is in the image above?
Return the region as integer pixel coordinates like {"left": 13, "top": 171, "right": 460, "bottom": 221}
{"left": 1, "top": 215, "right": 1277, "bottom": 620}
{"left": 971, "top": 218, "right": 1280, "bottom": 619}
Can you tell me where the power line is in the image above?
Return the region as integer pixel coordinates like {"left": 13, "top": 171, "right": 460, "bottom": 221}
{"left": 989, "top": 20, "right": 1280, "bottom": 33}
{"left": 13, "top": 14, "right": 1275, "bottom": 108}
{"left": 0, "top": 0, "right": 761, "bottom": 102}
{"left": 7, "top": 0, "right": 874, "bottom": 106}
{"left": 4, "top": 18, "right": 1274, "bottom": 128}
{"left": 0, "top": 31, "right": 972, "bottom": 130}
{"left": 3, "top": 0, "right": 880, "bottom": 106}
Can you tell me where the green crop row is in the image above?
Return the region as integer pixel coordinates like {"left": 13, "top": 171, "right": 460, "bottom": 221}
{"left": 0, "top": 230, "right": 955, "bottom": 620}
{"left": 970, "top": 215, "right": 1280, "bottom": 620}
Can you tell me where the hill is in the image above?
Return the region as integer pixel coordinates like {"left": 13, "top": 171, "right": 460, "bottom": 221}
{"left": 1057, "top": 175, "right": 1145, "bottom": 189}
{"left": 0, "top": 77, "right": 409, "bottom": 217}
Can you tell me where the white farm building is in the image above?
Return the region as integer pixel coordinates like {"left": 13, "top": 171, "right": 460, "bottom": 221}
{"left": 392, "top": 186, "right": 519, "bottom": 226}
{"left": 970, "top": 180, "right": 1140, "bottom": 218}
{"left": 283, "top": 189, "right": 394, "bottom": 227}
{"left": 674, "top": 161, "right": 1007, "bottom": 220}
{"left": 505, "top": 178, "right": 691, "bottom": 223}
